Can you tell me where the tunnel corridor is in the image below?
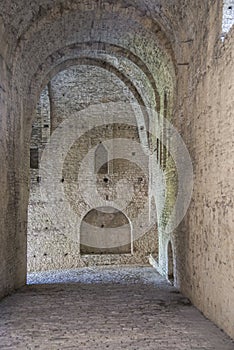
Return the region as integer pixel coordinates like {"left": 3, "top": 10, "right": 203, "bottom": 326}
{"left": 0, "top": 0, "right": 234, "bottom": 346}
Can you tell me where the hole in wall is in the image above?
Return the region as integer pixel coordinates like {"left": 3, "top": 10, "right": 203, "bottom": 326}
{"left": 30, "top": 148, "right": 39, "bottom": 169}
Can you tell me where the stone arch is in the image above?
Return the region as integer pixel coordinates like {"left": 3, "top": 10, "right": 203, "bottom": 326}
{"left": 11, "top": 1, "right": 177, "bottom": 71}
{"left": 23, "top": 41, "right": 175, "bottom": 281}
{"left": 34, "top": 42, "right": 162, "bottom": 114}
{"left": 80, "top": 206, "right": 132, "bottom": 255}
{"left": 24, "top": 53, "right": 157, "bottom": 147}
{"left": 36, "top": 58, "right": 152, "bottom": 153}
{"left": 13, "top": 6, "right": 177, "bottom": 131}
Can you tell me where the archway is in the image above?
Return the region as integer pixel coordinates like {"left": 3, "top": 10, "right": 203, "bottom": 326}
{"left": 0, "top": 0, "right": 178, "bottom": 297}
{"left": 80, "top": 207, "right": 132, "bottom": 255}
{"left": 27, "top": 63, "right": 158, "bottom": 272}
{"left": 167, "top": 241, "right": 174, "bottom": 285}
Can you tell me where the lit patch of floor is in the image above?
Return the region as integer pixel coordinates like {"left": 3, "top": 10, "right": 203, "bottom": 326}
{"left": 27, "top": 265, "right": 167, "bottom": 285}
{"left": 0, "top": 266, "right": 233, "bottom": 349}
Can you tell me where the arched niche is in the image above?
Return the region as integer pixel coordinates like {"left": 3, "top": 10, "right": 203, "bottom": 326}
{"left": 80, "top": 207, "right": 132, "bottom": 255}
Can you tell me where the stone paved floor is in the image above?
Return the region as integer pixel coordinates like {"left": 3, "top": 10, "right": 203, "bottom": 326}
{"left": 0, "top": 266, "right": 233, "bottom": 349}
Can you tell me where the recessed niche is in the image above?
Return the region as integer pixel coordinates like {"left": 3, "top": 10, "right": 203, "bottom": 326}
{"left": 80, "top": 206, "right": 132, "bottom": 255}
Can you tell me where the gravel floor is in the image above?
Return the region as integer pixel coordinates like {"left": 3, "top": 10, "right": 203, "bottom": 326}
{"left": 27, "top": 265, "right": 168, "bottom": 285}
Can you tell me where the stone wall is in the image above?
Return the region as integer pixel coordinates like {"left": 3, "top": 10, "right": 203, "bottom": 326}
{"left": 27, "top": 65, "right": 158, "bottom": 272}
{"left": 175, "top": 22, "right": 234, "bottom": 340}
{"left": 0, "top": 54, "right": 15, "bottom": 298}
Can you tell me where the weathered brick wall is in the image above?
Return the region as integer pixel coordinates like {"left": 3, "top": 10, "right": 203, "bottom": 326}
{"left": 0, "top": 25, "right": 27, "bottom": 297}
{"left": 27, "top": 65, "right": 158, "bottom": 272}
{"left": 0, "top": 55, "right": 14, "bottom": 298}
{"left": 175, "top": 23, "right": 234, "bottom": 340}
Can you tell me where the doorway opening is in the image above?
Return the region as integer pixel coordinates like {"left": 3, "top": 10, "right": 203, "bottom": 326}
{"left": 167, "top": 241, "right": 174, "bottom": 285}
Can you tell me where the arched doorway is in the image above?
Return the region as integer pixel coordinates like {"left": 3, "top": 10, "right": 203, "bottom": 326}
{"left": 167, "top": 241, "right": 174, "bottom": 285}
{"left": 80, "top": 206, "right": 132, "bottom": 255}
